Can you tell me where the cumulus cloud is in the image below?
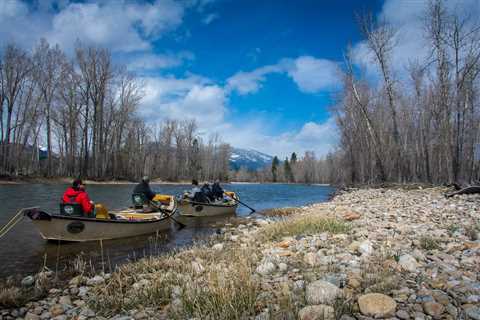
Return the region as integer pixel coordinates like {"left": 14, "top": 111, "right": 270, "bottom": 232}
{"left": 285, "top": 56, "right": 341, "bottom": 93}
{"left": 226, "top": 56, "right": 341, "bottom": 95}
{"left": 220, "top": 117, "right": 338, "bottom": 159}
{"left": 0, "top": 0, "right": 187, "bottom": 53}
{"left": 140, "top": 75, "right": 227, "bottom": 128}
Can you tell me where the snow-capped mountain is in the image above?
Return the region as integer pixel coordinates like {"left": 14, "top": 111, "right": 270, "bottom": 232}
{"left": 230, "top": 148, "right": 274, "bottom": 171}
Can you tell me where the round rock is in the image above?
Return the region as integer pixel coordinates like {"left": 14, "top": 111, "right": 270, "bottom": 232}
{"left": 358, "top": 293, "right": 397, "bottom": 318}
{"left": 305, "top": 280, "right": 341, "bottom": 305}
{"left": 298, "top": 305, "right": 335, "bottom": 320}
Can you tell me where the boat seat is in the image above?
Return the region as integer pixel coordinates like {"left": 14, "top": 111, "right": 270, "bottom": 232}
{"left": 132, "top": 193, "right": 148, "bottom": 209}
{"left": 60, "top": 203, "right": 84, "bottom": 217}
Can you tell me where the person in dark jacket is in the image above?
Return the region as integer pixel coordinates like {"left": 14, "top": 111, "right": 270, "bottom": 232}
{"left": 211, "top": 180, "right": 224, "bottom": 200}
{"left": 201, "top": 183, "right": 214, "bottom": 202}
{"left": 133, "top": 176, "right": 156, "bottom": 201}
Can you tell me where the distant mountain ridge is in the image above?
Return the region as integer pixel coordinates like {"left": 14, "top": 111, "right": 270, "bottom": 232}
{"left": 229, "top": 148, "right": 273, "bottom": 171}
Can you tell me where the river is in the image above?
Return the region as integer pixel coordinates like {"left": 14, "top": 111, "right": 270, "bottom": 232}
{"left": 0, "top": 183, "right": 334, "bottom": 279}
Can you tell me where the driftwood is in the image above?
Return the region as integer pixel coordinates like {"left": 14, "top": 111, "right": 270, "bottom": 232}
{"left": 445, "top": 186, "right": 480, "bottom": 198}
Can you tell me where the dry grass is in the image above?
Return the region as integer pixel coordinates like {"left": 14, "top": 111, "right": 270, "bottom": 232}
{"left": 259, "top": 215, "right": 351, "bottom": 241}
{"left": 465, "top": 223, "right": 480, "bottom": 241}
{"left": 419, "top": 236, "right": 441, "bottom": 250}
{"left": 261, "top": 207, "right": 299, "bottom": 217}
{"left": 0, "top": 272, "right": 52, "bottom": 308}
{"left": 0, "top": 286, "right": 24, "bottom": 308}
{"left": 359, "top": 255, "right": 401, "bottom": 295}
{"left": 89, "top": 244, "right": 262, "bottom": 319}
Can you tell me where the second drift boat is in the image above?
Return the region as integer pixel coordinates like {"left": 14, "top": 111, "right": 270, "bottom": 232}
{"left": 23, "top": 194, "right": 178, "bottom": 242}
{"left": 178, "top": 191, "right": 239, "bottom": 217}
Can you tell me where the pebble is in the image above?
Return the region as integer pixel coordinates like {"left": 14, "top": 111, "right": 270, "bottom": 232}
{"left": 21, "top": 275, "right": 35, "bottom": 287}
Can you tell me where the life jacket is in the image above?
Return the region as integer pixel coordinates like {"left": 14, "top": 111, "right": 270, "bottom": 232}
{"left": 62, "top": 187, "right": 94, "bottom": 214}
{"left": 63, "top": 187, "right": 82, "bottom": 203}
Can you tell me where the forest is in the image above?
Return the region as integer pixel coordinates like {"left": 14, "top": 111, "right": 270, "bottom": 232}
{"left": 327, "top": 1, "right": 480, "bottom": 185}
{"left": 0, "top": 40, "right": 230, "bottom": 182}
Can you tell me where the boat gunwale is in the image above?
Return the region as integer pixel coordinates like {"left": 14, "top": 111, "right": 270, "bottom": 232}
{"left": 31, "top": 211, "right": 174, "bottom": 224}
{"left": 179, "top": 199, "right": 238, "bottom": 208}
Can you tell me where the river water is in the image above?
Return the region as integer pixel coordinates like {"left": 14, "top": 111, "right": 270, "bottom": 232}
{"left": 0, "top": 183, "right": 334, "bottom": 279}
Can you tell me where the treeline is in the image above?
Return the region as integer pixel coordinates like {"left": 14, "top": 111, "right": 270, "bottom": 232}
{"left": 230, "top": 152, "right": 333, "bottom": 184}
{"left": 330, "top": 0, "right": 480, "bottom": 185}
{"left": 0, "top": 39, "right": 230, "bottom": 181}
{"left": 232, "top": 1, "right": 480, "bottom": 186}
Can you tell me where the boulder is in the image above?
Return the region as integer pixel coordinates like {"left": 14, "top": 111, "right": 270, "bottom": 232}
{"left": 212, "top": 243, "right": 224, "bottom": 250}
{"left": 358, "top": 240, "right": 374, "bottom": 256}
{"left": 343, "top": 211, "right": 361, "bottom": 221}
{"left": 398, "top": 254, "right": 419, "bottom": 272}
{"left": 465, "top": 306, "right": 480, "bottom": 320}
{"left": 305, "top": 280, "right": 341, "bottom": 305}
{"left": 256, "top": 261, "right": 276, "bottom": 275}
{"left": 298, "top": 305, "right": 335, "bottom": 320}
{"left": 423, "top": 301, "right": 445, "bottom": 318}
{"left": 358, "top": 293, "right": 397, "bottom": 317}
{"left": 86, "top": 275, "right": 105, "bottom": 286}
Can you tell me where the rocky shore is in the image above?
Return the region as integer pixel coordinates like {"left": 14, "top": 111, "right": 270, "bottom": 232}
{"left": 1, "top": 187, "right": 479, "bottom": 320}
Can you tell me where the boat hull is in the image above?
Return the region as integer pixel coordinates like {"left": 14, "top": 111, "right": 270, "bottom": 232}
{"left": 26, "top": 210, "right": 173, "bottom": 242}
{"left": 178, "top": 195, "right": 238, "bottom": 217}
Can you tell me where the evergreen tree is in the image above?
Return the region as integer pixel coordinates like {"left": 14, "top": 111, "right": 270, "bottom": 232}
{"left": 271, "top": 156, "right": 280, "bottom": 182}
{"left": 289, "top": 152, "right": 297, "bottom": 182}
{"left": 284, "top": 158, "right": 292, "bottom": 182}
{"left": 290, "top": 152, "right": 297, "bottom": 164}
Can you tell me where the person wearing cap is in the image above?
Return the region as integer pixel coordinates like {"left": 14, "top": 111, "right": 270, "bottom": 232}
{"left": 133, "top": 176, "right": 156, "bottom": 201}
{"left": 62, "top": 179, "right": 94, "bottom": 215}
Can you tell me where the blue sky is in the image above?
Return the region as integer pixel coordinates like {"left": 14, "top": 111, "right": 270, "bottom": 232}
{"left": 3, "top": 0, "right": 475, "bottom": 158}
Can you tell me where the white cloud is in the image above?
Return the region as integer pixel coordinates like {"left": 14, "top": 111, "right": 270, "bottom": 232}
{"left": 226, "top": 65, "right": 282, "bottom": 95}
{"left": 285, "top": 56, "right": 341, "bottom": 93}
{"left": 0, "top": 0, "right": 187, "bottom": 54}
{"left": 128, "top": 51, "right": 195, "bottom": 71}
{"left": 226, "top": 56, "right": 341, "bottom": 95}
{"left": 220, "top": 117, "right": 338, "bottom": 159}
{"left": 140, "top": 75, "right": 227, "bottom": 128}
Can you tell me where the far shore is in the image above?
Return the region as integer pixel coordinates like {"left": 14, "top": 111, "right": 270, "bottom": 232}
{"left": 0, "top": 176, "right": 331, "bottom": 186}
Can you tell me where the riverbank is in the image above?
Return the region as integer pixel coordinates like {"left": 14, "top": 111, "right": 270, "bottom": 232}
{"left": 1, "top": 187, "right": 479, "bottom": 319}
{"left": 0, "top": 177, "right": 193, "bottom": 185}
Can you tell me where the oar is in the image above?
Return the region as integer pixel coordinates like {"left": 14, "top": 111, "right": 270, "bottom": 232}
{"left": 150, "top": 201, "right": 186, "bottom": 229}
{"left": 225, "top": 192, "right": 256, "bottom": 215}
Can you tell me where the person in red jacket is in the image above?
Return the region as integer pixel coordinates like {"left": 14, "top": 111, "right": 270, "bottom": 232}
{"left": 62, "top": 179, "right": 94, "bottom": 215}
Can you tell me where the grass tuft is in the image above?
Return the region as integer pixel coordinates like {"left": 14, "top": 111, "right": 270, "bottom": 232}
{"left": 261, "top": 207, "right": 299, "bottom": 217}
{"left": 260, "top": 216, "right": 350, "bottom": 241}
{"left": 0, "top": 287, "right": 24, "bottom": 308}
{"left": 419, "top": 236, "right": 441, "bottom": 250}
{"left": 90, "top": 245, "right": 261, "bottom": 319}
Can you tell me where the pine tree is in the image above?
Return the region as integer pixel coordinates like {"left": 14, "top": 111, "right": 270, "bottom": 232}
{"left": 290, "top": 152, "right": 297, "bottom": 164}
{"left": 284, "top": 158, "right": 292, "bottom": 182}
{"left": 289, "top": 152, "right": 297, "bottom": 182}
{"left": 271, "top": 156, "right": 280, "bottom": 182}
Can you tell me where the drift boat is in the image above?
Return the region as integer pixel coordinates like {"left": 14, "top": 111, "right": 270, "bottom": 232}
{"left": 23, "top": 194, "right": 178, "bottom": 242}
{"left": 178, "top": 191, "right": 239, "bottom": 217}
